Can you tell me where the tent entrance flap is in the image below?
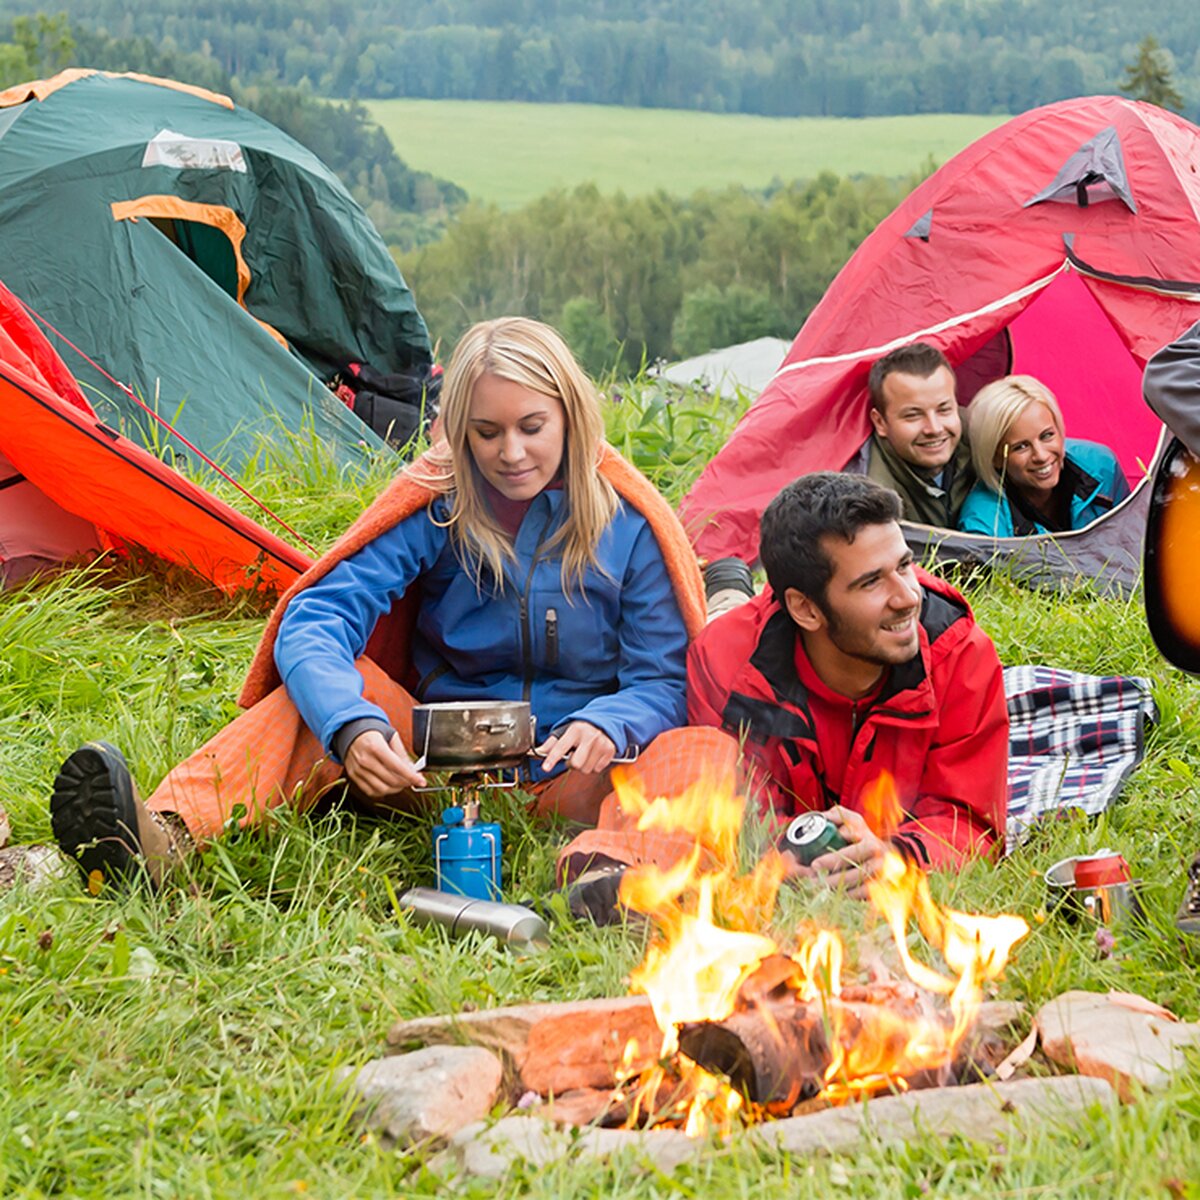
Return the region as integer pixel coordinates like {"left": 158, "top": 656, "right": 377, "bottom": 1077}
{"left": 148, "top": 217, "right": 238, "bottom": 300}
{"left": 112, "top": 196, "right": 250, "bottom": 304}
{"left": 111, "top": 196, "right": 287, "bottom": 346}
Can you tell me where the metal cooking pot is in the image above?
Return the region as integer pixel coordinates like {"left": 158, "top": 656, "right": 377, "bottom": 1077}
{"left": 411, "top": 701, "right": 535, "bottom": 771}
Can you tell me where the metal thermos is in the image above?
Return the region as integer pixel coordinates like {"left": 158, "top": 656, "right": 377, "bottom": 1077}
{"left": 433, "top": 804, "right": 502, "bottom": 900}
{"left": 399, "top": 886, "right": 550, "bottom": 949}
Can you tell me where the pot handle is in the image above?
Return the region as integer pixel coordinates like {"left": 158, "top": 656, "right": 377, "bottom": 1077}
{"left": 474, "top": 718, "right": 517, "bottom": 734}
{"left": 527, "top": 745, "right": 640, "bottom": 764}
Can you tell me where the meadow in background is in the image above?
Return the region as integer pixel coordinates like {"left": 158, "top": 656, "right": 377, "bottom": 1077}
{"left": 365, "top": 102, "right": 1004, "bottom": 210}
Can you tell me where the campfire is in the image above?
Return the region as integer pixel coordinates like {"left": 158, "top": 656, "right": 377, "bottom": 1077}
{"left": 605, "top": 763, "right": 1030, "bottom": 1135}
{"left": 379, "top": 764, "right": 1191, "bottom": 1172}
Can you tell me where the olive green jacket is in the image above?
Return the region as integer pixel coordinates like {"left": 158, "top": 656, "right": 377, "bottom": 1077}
{"left": 864, "top": 432, "right": 975, "bottom": 528}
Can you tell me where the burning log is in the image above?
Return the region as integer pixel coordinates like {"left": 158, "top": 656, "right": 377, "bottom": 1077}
{"left": 678, "top": 1000, "right": 831, "bottom": 1110}
{"left": 676, "top": 991, "right": 1003, "bottom": 1113}
{"left": 603, "top": 767, "right": 1029, "bottom": 1132}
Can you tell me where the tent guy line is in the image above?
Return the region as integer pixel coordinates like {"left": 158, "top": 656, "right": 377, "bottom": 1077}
{"left": 19, "top": 294, "right": 319, "bottom": 556}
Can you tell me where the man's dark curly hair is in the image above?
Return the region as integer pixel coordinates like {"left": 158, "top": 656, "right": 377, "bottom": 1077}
{"left": 867, "top": 342, "right": 952, "bottom": 412}
{"left": 760, "top": 472, "right": 902, "bottom": 609}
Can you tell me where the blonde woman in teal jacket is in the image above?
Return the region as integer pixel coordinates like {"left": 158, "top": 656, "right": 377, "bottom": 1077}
{"left": 958, "top": 375, "right": 1129, "bottom": 537}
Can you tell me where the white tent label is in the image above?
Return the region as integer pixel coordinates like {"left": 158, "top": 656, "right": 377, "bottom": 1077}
{"left": 142, "top": 129, "right": 247, "bottom": 173}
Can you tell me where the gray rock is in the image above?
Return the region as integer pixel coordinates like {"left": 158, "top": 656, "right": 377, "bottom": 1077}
{"left": 0, "top": 844, "right": 68, "bottom": 893}
{"left": 752, "top": 1075, "right": 1116, "bottom": 1156}
{"left": 440, "top": 1114, "right": 704, "bottom": 1180}
{"left": 975, "top": 1000, "right": 1027, "bottom": 1032}
{"left": 1035, "top": 990, "right": 1200, "bottom": 1101}
{"left": 349, "top": 1045, "right": 503, "bottom": 1147}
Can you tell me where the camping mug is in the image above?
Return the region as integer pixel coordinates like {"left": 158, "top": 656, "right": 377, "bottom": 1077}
{"left": 1045, "top": 852, "right": 1143, "bottom": 926}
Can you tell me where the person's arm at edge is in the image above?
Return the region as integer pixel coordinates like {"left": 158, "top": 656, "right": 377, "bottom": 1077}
{"left": 1144, "top": 319, "right": 1200, "bottom": 457}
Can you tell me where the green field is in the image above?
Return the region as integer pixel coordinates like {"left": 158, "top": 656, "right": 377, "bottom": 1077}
{"left": 366, "top": 100, "right": 1007, "bottom": 208}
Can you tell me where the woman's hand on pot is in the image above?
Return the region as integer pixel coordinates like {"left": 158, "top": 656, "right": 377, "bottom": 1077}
{"left": 537, "top": 722, "right": 617, "bottom": 774}
{"left": 344, "top": 730, "right": 427, "bottom": 795}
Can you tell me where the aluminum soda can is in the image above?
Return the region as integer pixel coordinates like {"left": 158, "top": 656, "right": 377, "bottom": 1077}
{"left": 781, "top": 811, "right": 849, "bottom": 865}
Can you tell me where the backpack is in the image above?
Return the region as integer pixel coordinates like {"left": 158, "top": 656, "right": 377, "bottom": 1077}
{"left": 330, "top": 361, "right": 443, "bottom": 451}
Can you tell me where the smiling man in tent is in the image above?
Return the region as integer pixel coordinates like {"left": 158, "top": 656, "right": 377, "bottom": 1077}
{"left": 688, "top": 472, "right": 1008, "bottom": 896}
{"left": 858, "top": 343, "right": 975, "bottom": 529}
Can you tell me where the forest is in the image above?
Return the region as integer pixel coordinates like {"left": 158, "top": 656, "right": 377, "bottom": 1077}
{"left": 2, "top": 5, "right": 1192, "bottom": 368}
{"left": 3, "top": 0, "right": 1199, "bottom": 118}
{"left": 398, "top": 173, "right": 916, "bottom": 373}
{"left": 0, "top": 10, "right": 937, "bottom": 365}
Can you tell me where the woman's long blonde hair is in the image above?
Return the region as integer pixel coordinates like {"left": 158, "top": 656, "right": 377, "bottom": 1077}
{"left": 411, "top": 316, "right": 617, "bottom": 594}
{"left": 968, "top": 374, "right": 1065, "bottom": 493}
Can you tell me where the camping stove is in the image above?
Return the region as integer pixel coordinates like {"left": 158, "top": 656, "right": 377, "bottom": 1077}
{"left": 427, "top": 774, "right": 515, "bottom": 901}
{"left": 409, "top": 701, "right": 636, "bottom": 902}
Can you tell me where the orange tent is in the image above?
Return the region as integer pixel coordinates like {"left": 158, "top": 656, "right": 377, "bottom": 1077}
{"left": 0, "top": 279, "right": 310, "bottom": 593}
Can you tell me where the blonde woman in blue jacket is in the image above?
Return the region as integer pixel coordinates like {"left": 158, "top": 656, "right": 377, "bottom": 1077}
{"left": 958, "top": 376, "right": 1129, "bottom": 537}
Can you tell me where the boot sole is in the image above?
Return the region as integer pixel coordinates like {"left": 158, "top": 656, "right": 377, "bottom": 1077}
{"left": 50, "top": 742, "right": 144, "bottom": 885}
{"left": 564, "top": 864, "right": 639, "bottom": 927}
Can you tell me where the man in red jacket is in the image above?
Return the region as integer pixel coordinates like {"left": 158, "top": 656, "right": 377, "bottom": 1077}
{"left": 689, "top": 472, "right": 1008, "bottom": 897}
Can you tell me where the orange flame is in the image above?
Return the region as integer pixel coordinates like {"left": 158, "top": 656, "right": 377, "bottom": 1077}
{"left": 614, "top": 765, "right": 1029, "bottom": 1133}
{"left": 862, "top": 771, "right": 904, "bottom": 838}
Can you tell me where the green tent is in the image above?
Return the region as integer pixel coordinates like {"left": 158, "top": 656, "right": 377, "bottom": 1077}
{"left": 0, "top": 70, "right": 434, "bottom": 473}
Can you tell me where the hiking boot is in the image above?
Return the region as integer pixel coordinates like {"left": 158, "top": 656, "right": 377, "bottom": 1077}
{"left": 563, "top": 860, "right": 631, "bottom": 927}
{"left": 704, "top": 557, "right": 755, "bottom": 623}
{"left": 50, "top": 742, "right": 187, "bottom": 889}
{"left": 1176, "top": 853, "right": 1200, "bottom": 937}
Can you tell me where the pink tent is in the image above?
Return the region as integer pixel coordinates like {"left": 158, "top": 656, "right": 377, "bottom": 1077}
{"left": 680, "top": 96, "right": 1200, "bottom": 589}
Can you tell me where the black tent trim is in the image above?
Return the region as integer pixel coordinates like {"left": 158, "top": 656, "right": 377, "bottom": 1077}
{"left": 1064, "top": 234, "right": 1200, "bottom": 297}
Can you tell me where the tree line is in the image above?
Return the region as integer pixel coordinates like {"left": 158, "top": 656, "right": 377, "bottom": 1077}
{"left": 0, "top": 13, "right": 465, "bottom": 249}
{"left": 399, "top": 172, "right": 917, "bottom": 375}
{"left": 5, "top": 0, "right": 1199, "bottom": 118}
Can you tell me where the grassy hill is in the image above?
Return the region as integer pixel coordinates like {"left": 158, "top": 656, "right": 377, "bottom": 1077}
{"left": 366, "top": 100, "right": 1007, "bottom": 208}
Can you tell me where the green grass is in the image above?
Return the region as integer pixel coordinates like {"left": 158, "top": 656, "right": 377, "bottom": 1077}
{"left": 2, "top": 390, "right": 1199, "bottom": 1196}
{"left": 367, "top": 100, "right": 1006, "bottom": 208}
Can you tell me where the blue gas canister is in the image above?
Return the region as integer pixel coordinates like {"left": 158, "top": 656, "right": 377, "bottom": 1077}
{"left": 432, "top": 805, "right": 502, "bottom": 900}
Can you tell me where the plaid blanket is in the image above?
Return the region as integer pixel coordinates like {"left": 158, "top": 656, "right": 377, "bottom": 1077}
{"left": 1003, "top": 666, "right": 1157, "bottom": 852}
